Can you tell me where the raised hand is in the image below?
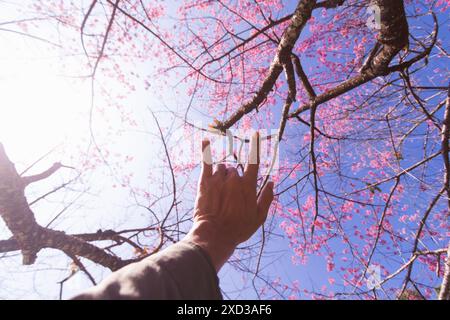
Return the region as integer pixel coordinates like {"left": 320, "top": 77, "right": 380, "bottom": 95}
{"left": 185, "top": 132, "right": 274, "bottom": 272}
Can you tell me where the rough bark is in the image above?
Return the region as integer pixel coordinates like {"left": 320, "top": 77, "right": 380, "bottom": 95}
{"left": 366, "top": 0, "right": 409, "bottom": 74}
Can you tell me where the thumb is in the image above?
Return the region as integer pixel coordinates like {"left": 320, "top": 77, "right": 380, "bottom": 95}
{"left": 257, "top": 181, "right": 274, "bottom": 222}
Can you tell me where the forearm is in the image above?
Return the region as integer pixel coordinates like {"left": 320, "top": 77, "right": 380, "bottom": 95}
{"left": 183, "top": 220, "right": 236, "bottom": 272}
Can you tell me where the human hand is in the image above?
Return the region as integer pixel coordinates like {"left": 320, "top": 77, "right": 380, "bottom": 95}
{"left": 184, "top": 132, "right": 274, "bottom": 272}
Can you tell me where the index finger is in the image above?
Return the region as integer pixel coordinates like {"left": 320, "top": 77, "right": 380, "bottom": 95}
{"left": 244, "top": 131, "right": 260, "bottom": 184}
{"left": 201, "top": 139, "right": 213, "bottom": 179}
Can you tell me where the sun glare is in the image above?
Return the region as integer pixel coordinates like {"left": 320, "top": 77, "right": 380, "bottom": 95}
{"left": 0, "top": 33, "right": 91, "bottom": 167}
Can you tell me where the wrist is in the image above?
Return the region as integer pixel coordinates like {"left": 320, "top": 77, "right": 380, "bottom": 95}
{"left": 183, "top": 219, "right": 236, "bottom": 272}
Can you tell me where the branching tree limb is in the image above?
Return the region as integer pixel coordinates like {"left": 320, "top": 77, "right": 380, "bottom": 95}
{"left": 0, "top": 143, "right": 128, "bottom": 270}
{"left": 213, "top": 0, "right": 318, "bottom": 132}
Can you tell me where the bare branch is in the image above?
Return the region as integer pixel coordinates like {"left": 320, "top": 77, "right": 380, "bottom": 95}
{"left": 291, "top": 53, "right": 316, "bottom": 99}
{"left": 22, "top": 162, "right": 63, "bottom": 186}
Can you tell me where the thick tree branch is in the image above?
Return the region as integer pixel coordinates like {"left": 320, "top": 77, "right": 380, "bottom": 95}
{"left": 0, "top": 143, "right": 42, "bottom": 263}
{"left": 213, "top": 0, "right": 317, "bottom": 132}
{"left": 291, "top": 53, "right": 316, "bottom": 99}
{"left": 288, "top": 25, "right": 436, "bottom": 119}
{"left": 288, "top": 11, "right": 436, "bottom": 122}
{"left": 315, "top": 0, "right": 344, "bottom": 9}
{"left": 0, "top": 143, "right": 127, "bottom": 270}
{"left": 22, "top": 162, "right": 63, "bottom": 186}
{"left": 214, "top": 0, "right": 412, "bottom": 130}
{"left": 0, "top": 227, "right": 160, "bottom": 254}
{"left": 361, "top": 0, "right": 409, "bottom": 74}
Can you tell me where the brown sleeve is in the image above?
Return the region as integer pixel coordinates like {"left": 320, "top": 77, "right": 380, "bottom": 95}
{"left": 70, "top": 241, "right": 223, "bottom": 300}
